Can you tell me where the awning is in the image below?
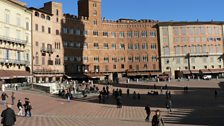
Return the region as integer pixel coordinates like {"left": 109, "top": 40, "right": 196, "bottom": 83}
{"left": 182, "top": 70, "right": 191, "bottom": 74}
{"left": 190, "top": 70, "right": 199, "bottom": 74}
{"left": 200, "top": 69, "right": 211, "bottom": 74}
{"left": 0, "top": 70, "right": 32, "bottom": 79}
{"left": 209, "top": 69, "right": 224, "bottom": 74}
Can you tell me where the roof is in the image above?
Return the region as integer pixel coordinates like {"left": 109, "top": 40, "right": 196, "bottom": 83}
{"left": 158, "top": 21, "right": 224, "bottom": 26}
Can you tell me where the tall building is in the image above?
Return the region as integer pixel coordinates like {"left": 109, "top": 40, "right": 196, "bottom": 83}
{"left": 0, "top": 0, "right": 32, "bottom": 83}
{"left": 62, "top": 0, "right": 160, "bottom": 81}
{"left": 30, "top": 2, "right": 64, "bottom": 83}
{"left": 158, "top": 22, "right": 224, "bottom": 79}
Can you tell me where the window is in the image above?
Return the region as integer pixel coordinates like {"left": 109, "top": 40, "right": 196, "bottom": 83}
{"left": 42, "top": 26, "right": 45, "bottom": 32}
{"left": 83, "top": 43, "right": 88, "bottom": 49}
{"left": 63, "top": 28, "right": 68, "bottom": 34}
{"left": 121, "top": 64, "right": 125, "bottom": 69}
{"left": 48, "top": 27, "right": 51, "bottom": 34}
{"left": 16, "top": 14, "right": 21, "bottom": 26}
{"left": 128, "top": 56, "right": 133, "bottom": 62}
{"left": 162, "top": 28, "right": 168, "bottom": 35}
{"left": 41, "top": 14, "right": 45, "bottom": 19}
{"left": 208, "top": 27, "right": 213, "bottom": 34}
{"left": 190, "top": 46, "right": 195, "bottom": 53}
{"left": 111, "top": 32, "right": 116, "bottom": 38}
{"left": 119, "top": 32, "right": 125, "bottom": 38}
{"left": 84, "top": 30, "right": 88, "bottom": 36}
{"left": 134, "top": 43, "right": 139, "bottom": 50}
{"left": 75, "top": 29, "right": 81, "bottom": 35}
{"left": 128, "top": 43, "right": 133, "bottom": 50}
{"left": 94, "top": 43, "right": 99, "bottom": 49}
{"left": 196, "top": 37, "right": 200, "bottom": 42}
{"left": 174, "top": 27, "right": 179, "bottom": 35}
{"left": 56, "top": 9, "right": 59, "bottom": 16}
{"left": 35, "top": 24, "right": 38, "bottom": 31}
{"left": 175, "top": 46, "right": 180, "bottom": 54}
{"left": 216, "top": 45, "right": 221, "bottom": 53}
{"left": 129, "top": 65, "right": 133, "bottom": 69}
{"left": 5, "top": 9, "right": 10, "bottom": 24}
{"left": 190, "top": 37, "right": 194, "bottom": 42}
{"left": 150, "top": 31, "right": 156, "bottom": 37}
{"left": 136, "top": 65, "right": 139, "bottom": 71}
{"left": 112, "top": 57, "right": 117, "bottom": 62}
{"left": 200, "top": 27, "right": 205, "bottom": 34}
{"left": 143, "top": 56, "right": 148, "bottom": 62}
{"left": 152, "top": 56, "right": 157, "bottom": 62}
{"left": 191, "top": 57, "right": 195, "bottom": 63}
{"left": 111, "top": 44, "right": 116, "bottom": 49}
{"left": 181, "top": 27, "right": 186, "bottom": 35}
{"left": 120, "top": 44, "right": 125, "bottom": 49}
{"left": 104, "top": 57, "right": 109, "bottom": 62}
{"left": 56, "top": 30, "right": 60, "bottom": 35}
{"left": 163, "top": 46, "right": 170, "bottom": 55}
{"left": 196, "top": 46, "right": 201, "bottom": 54}
{"left": 46, "top": 16, "right": 51, "bottom": 21}
{"left": 163, "top": 38, "right": 168, "bottom": 43}
{"left": 94, "top": 57, "right": 99, "bottom": 62}
{"left": 183, "top": 46, "right": 187, "bottom": 54}
{"left": 83, "top": 57, "right": 88, "bottom": 62}
{"left": 35, "top": 41, "right": 38, "bottom": 46}
{"left": 134, "top": 31, "right": 139, "bottom": 37}
{"left": 202, "top": 45, "right": 207, "bottom": 53}
{"left": 26, "top": 22, "right": 29, "bottom": 30}
{"left": 174, "top": 38, "right": 179, "bottom": 43}
{"left": 35, "top": 55, "right": 39, "bottom": 65}
{"left": 127, "top": 32, "right": 132, "bottom": 38}
{"left": 4, "top": 49, "right": 10, "bottom": 60}
{"left": 210, "top": 45, "right": 214, "bottom": 53}
{"left": 113, "top": 65, "right": 116, "bottom": 69}
{"left": 93, "top": 10, "right": 97, "bottom": 16}
{"left": 141, "top": 31, "right": 147, "bottom": 37}
{"left": 93, "top": 2, "right": 97, "bottom": 7}
{"left": 135, "top": 56, "right": 140, "bottom": 62}
{"left": 35, "top": 12, "right": 39, "bottom": 17}
{"left": 176, "top": 58, "right": 180, "bottom": 64}
{"left": 182, "top": 37, "right": 187, "bottom": 42}
{"left": 105, "top": 65, "right": 109, "bottom": 72}
{"left": 120, "top": 57, "right": 125, "bottom": 62}
{"left": 93, "top": 20, "right": 97, "bottom": 25}
{"left": 189, "top": 27, "right": 194, "bottom": 35}
{"left": 103, "top": 43, "right": 108, "bottom": 49}
{"left": 142, "top": 43, "right": 148, "bottom": 49}
{"left": 42, "top": 56, "right": 45, "bottom": 65}
{"left": 103, "top": 32, "right": 108, "bottom": 37}
{"left": 144, "top": 64, "right": 148, "bottom": 69}
{"left": 93, "top": 31, "right": 98, "bottom": 36}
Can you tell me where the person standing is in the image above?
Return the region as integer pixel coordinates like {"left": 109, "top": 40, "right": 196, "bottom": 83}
{"left": 1, "top": 103, "right": 16, "bottom": 126}
{"left": 145, "top": 104, "right": 151, "bottom": 121}
{"left": 16, "top": 100, "right": 23, "bottom": 116}
{"left": 152, "top": 110, "right": 164, "bottom": 126}
{"left": 1, "top": 92, "right": 8, "bottom": 107}
{"left": 126, "top": 88, "right": 130, "bottom": 96}
{"left": 11, "top": 92, "right": 15, "bottom": 105}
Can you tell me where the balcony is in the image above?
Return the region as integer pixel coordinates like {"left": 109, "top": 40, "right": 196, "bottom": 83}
{"left": 0, "top": 35, "right": 27, "bottom": 45}
{"left": 0, "top": 58, "right": 30, "bottom": 65}
{"left": 41, "top": 48, "right": 55, "bottom": 54}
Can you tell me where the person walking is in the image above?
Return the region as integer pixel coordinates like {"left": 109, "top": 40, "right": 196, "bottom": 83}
{"left": 11, "top": 92, "right": 15, "bottom": 105}
{"left": 145, "top": 104, "right": 151, "bottom": 121}
{"left": 1, "top": 103, "right": 16, "bottom": 126}
{"left": 16, "top": 100, "right": 23, "bottom": 116}
{"left": 152, "top": 110, "right": 164, "bottom": 126}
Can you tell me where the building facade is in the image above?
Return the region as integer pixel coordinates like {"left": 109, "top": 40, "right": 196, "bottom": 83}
{"left": 158, "top": 22, "right": 224, "bottom": 79}
{"left": 30, "top": 2, "right": 64, "bottom": 83}
{"left": 0, "top": 0, "right": 32, "bottom": 83}
{"left": 62, "top": 0, "right": 160, "bottom": 81}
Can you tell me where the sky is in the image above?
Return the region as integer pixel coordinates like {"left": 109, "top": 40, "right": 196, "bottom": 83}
{"left": 21, "top": 0, "right": 224, "bottom": 21}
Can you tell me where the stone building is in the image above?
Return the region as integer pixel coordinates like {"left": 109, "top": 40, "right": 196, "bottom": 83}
{"left": 158, "top": 22, "right": 224, "bottom": 79}
{"left": 30, "top": 2, "right": 64, "bottom": 83}
{"left": 62, "top": 0, "right": 160, "bottom": 81}
{"left": 0, "top": 0, "right": 32, "bottom": 83}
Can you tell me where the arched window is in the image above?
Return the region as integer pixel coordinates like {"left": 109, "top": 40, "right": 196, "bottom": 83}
{"left": 41, "top": 14, "right": 45, "bottom": 19}
{"left": 56, "top": 9, "right": 59, "bottom": 16}
{"left": 46, "top": 16, "right": 51, "bottom": 21}
{"left": 35, "top": 12, "right": 39, "bottom": 17}
{"left": 56, "top": 30, "right": 60, "bottom": 35}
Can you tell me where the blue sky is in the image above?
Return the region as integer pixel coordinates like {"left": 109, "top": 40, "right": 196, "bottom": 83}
{"left": 21, "top": 0, "right": 224, "bottom": 21}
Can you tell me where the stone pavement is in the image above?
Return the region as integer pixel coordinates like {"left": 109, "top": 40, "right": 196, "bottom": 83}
{"left": 0, "top": 79, "right": 223, "bottom": 126}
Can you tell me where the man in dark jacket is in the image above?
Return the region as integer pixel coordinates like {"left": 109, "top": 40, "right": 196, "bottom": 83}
{"left": 1, "top": 103, "right": 16, "bottom": 126}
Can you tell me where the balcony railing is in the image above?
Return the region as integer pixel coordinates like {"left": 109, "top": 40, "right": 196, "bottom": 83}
{"left": 41, "top": 48, "right": 55, "bottom": 53}
{"left": 0, "top": 35, "right": 27, "bottom": 45}
{"left": 0, "top": 58, "right": 30, "bottom": 65}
